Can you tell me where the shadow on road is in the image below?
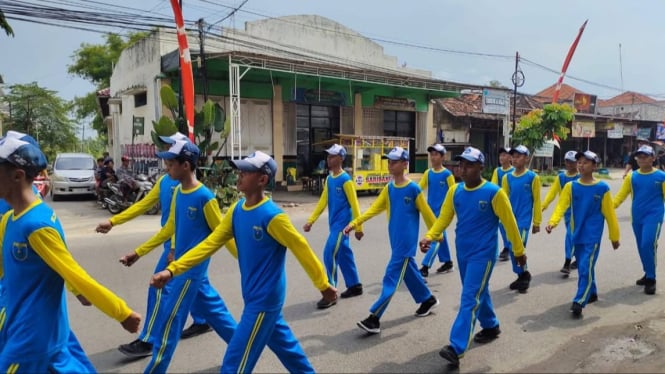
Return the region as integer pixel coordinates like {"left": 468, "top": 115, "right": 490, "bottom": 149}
{"left": 515, "top": 302, "right": 601, "bottom": 332}
{"left": 592, "top": 284, "right": 653, "bottom": 308}
{"left": 89, "top": 348, "right": 149, "bottom": 372}
{"left": 369, "top": 349, "right": 469, "bottom": 374}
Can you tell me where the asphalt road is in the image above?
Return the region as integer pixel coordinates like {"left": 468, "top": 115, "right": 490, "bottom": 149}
{"left": 46, "top": 175, "right": 665, "bottom": 373}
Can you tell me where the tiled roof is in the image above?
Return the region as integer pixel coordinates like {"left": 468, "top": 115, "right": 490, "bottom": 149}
{"left": 436, "top": 93, "right": 543, "bottom": 118}
{"left": 533, "top": 83, "right": 587, "bottom": 103}
{"left": 597, "top": 91, "right": 657, "bottom": 107}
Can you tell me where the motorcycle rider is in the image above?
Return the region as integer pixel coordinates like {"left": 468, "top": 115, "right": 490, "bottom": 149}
{"left": 116, "top": 156, "right": 138, "bottom": 202}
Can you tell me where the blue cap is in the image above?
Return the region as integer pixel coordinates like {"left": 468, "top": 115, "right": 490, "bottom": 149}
{"left": 454, "top": 146, "right": 485, "bottom": 164}
{"left": 0, "top": 136, "right": 48, "bottom": 176}
{"left": 4, "top": 130, "right": 39, "bottom": 147}
{"left": 575, "top": 150, "right": 600, "bottom": 164}
{"left": 382, "top": 146, "right": 409, "bottom": 161}
{"left": 231, "top": 151, "right": 278, "bottom": 178}
{"left": 509, "top": 145, "right": 530, "bottom": 156}
{"left": 156, "top": 140, "right": 200, "bottom": 163}
{"left": 325, "top": 144, "right": 347, "bottom": 159}
{"left": 635, "top": 145, "right": 655, "bottom": 157}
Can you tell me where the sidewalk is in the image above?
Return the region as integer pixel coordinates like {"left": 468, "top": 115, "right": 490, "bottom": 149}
{"left": 270, "top": 189, "right": 321, "bottom": 205}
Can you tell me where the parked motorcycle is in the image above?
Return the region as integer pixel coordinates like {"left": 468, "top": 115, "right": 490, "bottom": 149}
{"left": 33, "top": 174, "right": 49, "bottom": 198}
{"left": 104, "top": 174, "right": 159, "bottom": 215}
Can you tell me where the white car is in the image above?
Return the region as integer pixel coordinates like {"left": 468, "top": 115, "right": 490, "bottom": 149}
{"left": 50, "top": 153, "right": 96, "bottom": 201}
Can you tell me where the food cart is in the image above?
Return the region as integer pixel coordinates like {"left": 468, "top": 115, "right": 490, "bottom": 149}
{"left": 318, "top": 134, "right": 411, "bottom": 193}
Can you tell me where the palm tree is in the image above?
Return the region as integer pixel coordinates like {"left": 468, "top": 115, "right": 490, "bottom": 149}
{"left": 1, "top": 9, "right": 14, "bottom": 37}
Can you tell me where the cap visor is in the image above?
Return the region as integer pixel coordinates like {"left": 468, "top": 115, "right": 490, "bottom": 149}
{"left": 230, "top": 159, "right": 262, "bottom": 172}
{"left": 156, "top": 151, "right": 178, "bottom": 159}
{"left": 499, "top": 147, "right": 510, "bottom": 154}
{"left": 635, "top": 151, "right": 654, "bottom": 157}
{"left": 454, "top": 155, "right": 480, "bottom": 163}
{"left": 158, "top": 135, "right": 177, "bottom": 144}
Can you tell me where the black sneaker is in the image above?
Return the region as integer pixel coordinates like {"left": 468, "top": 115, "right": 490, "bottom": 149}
{"left": 636, "top": 275, "right": 647, "bottom": 286}
{"left": 181, "top": 323, "right": 212, "bottom": 339}
{"left": 499, "top": 248, "right": 510, "bottom": 262}
{"left": 419, "top": 266, "right": 429, "bottom": 278}
{"left": 436, "top": 261, "right": 454, "bottom": 273}
{"left": 570, "top": 302, "right": 583, "bottom": 318}
{"left": 316, "top": 297, "right": 337, "bottom": 309}
{"left": 570, "top": 260, "right": 578, "bottom": 270}
{"left": 473, "top": 325, "right": 501, "bottom": 344}
{"left": 340, "top": 284, "right": 363, "bottom": 298}
{"left": 560, "top": 259, "right": 571, "bottom": 275}
{"left": 509, "top": 271, "right": 531, "bottom": 293}
{"left": 357, "top": 314, "right": 380, "bottom": 334}
{"left": 587, "top": 293, "right": 598, "bottom": 304}
{"left": 439, "top": 345, "right": 460, "bottom": 367}
{"left": 415, "top": 296, "right": 439, "bottom": 317}
{"left": 644, "top": 279, "right": 656, "bottom": 295}
{"left": 118, "top": 339, "right": 153, "bottom": 358}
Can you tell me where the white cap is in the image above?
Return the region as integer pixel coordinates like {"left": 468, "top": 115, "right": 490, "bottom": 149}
{"left": 382, "top": 146, "right": 409, "bottom": 161}
{"left": 635, "top": 145, "right": 655, "bottom": 157}
{"left": 231, "top": 150, "right": 278, "bottom": 178}
{"left": 159, "top": 132, "right": 190, "bottom": 144}
{"left": 564, "top": 151, "right": 578, "bottom": 162}
{"left": 427, "top": 144, "right": 446, "bottom": 154}
{"left": 325, "top": 144, "right": 347, "bottom": 159}
{"left": 454, "top": 146, "right": 485, "bottom": 164}
{"left": 509, "top": 145, "right": 530, "bottom": 156}
{"left": 575, "top": 150, "right": 600, "bottom": 164}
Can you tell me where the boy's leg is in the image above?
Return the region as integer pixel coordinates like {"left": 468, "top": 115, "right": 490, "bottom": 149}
{"left": 49, "top": 331, "right": 96, "bottom": 373}
{"left": 573, "top": 243, "right": 600, "bottom": 307}
{"left": 369, "top": 257, "right": 409, "bottom": 318}
{"left": 638, "top": 222, "right": 661, "bottom": 280}
{"left": 220, "top": 309, "right": 278, "bottom": 374}
{"left": 437, "top": 232, "right": 452, "bottom": 263}
{"left": 564, "top": 217, "right": 574, "bottom": 261}
{"left": 632, "top": 221, "right": 645, "bottom": 274}
{"left": 335, "top": 232, "right": 361, "bottom": 288}
{"left": 499, "top": 224, "right": 510, "bottom": 250}
{"left": 322, "top": 232, "right": 341, "bottom": 287}
{"left": 189, "top": 277, "right": 237, "bottom": 343}
{"left": 449, "top": 258, "right": 495, "bottom": 357}
{"left": 266, "top": 314, "right": 315, "bottom": 374}
{"left": 139, "top": 246, "right": 172, "bottom": 344}
{"left": 403, "top": 257, "right": 434, "bottom": 303}
{"left": 476, "top": 260, "right": 499, "bottom": 330}
{"left": 144, "top": 276, "right": 201, "bottom": 374}
{"left": 509, "top": 228, "right": 529, "bottom": 275}
{"left": 421, "top": 240, "right": 441, "bottom": 268}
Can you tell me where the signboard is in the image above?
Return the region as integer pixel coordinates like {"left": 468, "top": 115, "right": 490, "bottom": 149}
{"left": 132, "top": 116, "right": 144, "bottom": 136}
{"left": 293, "top": 88, "right": 347, "bottom": 106}
{"left": 623, "top": 124, "right": 637, "bottom": 136}
{"left": 482, "top": 88, "right": 509, "bottom": 115}
{"left": 637, "top": 127, "right": 652, "bottom": 139}
{"left": 573, "top": 93, "right": 597, "bottom": 114}
{"left": 572, "top": 120, "right": 595, "bottom": 138}
{"left": 607, "top": 123, "right": 624, "bottom": 139}
{"left": 534, "top": 141, "right": 555, "bottom": 157}
{"left": 374, "top": 96, "right": 416, "bottom": 111}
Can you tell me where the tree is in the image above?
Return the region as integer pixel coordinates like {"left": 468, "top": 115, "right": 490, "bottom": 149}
{"left": 1, "top": 83, "right": 78, "bottom": 162}
{"left": 512, "top": 103, "right": 575, "bottom": 152}
{"left": 488, "top": 80, "right": 508, "bottom": 89}
{"left": 0, "top": 8, "right": 13, "bottom": 37}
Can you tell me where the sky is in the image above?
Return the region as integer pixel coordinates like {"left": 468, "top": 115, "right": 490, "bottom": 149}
{"left": 2, "top": 0, "right": 665, "bottom": 105}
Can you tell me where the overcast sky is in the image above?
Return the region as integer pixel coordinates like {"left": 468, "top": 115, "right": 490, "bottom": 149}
{"left": 2, "top": 0, "right": 664, "bottom": 102}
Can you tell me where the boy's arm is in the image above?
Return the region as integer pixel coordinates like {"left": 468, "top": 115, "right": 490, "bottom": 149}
{"left": 109, "top": 175, "right": 163, "bottom": 226}
{"left": 492, "top": 189, "right": 525, "bottom": 257}
{"left": 306, "top": 183, "right": 329, "bottom": 226}
{"left": 548, "top": 183, "right": 572, "bottom": 227}
{"left": 342, "top": 180, "right": 363, "bottom": 232}
{"left": 601, "top": 190, "right": 621, "bottom": 242}
{"left": 501, "top": 174, "right": 510, "bottom": 195}
{"left": 0, "top": 214, "right": 7, "bottom": 278}
{"left": 541, "top": 176, "right": 562, "bottom": 211}
{"left": 28, "top": 227, "right": 132, "bottom": 322}
{"left": 446, "top": 173, "right": 456, "bottom": 188}
{"left": 203, "top": 198, "right": 237, "bottom": 257}
{"left": 532, "top": 175, "right": 542, "bottom": 226}
{"left": 425, "top": 185, "right": 457, "bottom": 240}
{"left": 268, "top": 213, "right": 330, "bottom": 291}
{"left": 490, "top": 168, "right": 499, "bottom": 185}
{"left": 348, "top": 185, "right": 388, "bottom": 229}
{"left": 613, "top": 173, "right": 633, "bottom": 208}
{"left": 418, "top": 170, "right": 429, "bottom": 190}
{"left": 166, "top": 206, "right": 236, "bottom": 276}
{"left": 135, "top": 194, "right": 176, "bottom": 256}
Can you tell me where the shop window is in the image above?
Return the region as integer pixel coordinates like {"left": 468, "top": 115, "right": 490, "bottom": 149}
{"left": 296, "top": 104, "right": 340, "bottom": 176}
{"left": 134, "top": 92, "right": 147, "bottom": 107}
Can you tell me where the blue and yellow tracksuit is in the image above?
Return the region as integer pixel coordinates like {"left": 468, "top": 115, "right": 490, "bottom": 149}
{"left": 425, "top": 180, "right": 524, "bottom": 358}
{"left": 502, "top": 169, "right": 541, "bottom": 274}
{"left": 0, "top": 199, "right": 133, "bottom": 373}
{"left": 418, "top": 167, "right": 456, "bottom": 268}
{"left": 348, "top": 180, "right": 437, "bottom": 319}
{"left": 134, "top": 184, "right": 238, "bottom": 373}
{"left": 491, "top": 165, "right": 514, "bottom": 250}
{"left": 307, "top": 171, "right": 362, "bottom": 288}
{"left": 109, "top": 174, "right": 207, "bottom": 344}
{"left": 167, "top": 196, "right": 331, "bottom": 374}
{"left": 549, "top": 180, "right": 620, "bottom": 306}
{"left": 541, "top": 171, "right": 580, "bottom": 261}
{"left": 613, "top": 169, "right": 665, "bottom": 281}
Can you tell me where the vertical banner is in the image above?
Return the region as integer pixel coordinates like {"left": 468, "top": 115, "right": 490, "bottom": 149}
{"left": 170, "top": 0, "right": 195, "bottom": 142}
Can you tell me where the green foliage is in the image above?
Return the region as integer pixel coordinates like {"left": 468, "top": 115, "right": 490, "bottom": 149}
{"left": 513, "top": 103, "right": 575, "bottom": 153}
{"left": 1, "top": 83, "right": 78, "bottom": 161}
{"left": 0, "top": 9, "right": 14, "bottom": 37}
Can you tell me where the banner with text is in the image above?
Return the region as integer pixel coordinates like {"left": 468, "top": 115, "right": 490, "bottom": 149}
{"left": 572, "top": 120, "right": 595, "bottom": 138}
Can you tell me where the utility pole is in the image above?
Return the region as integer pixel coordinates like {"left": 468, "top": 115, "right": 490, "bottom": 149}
{"left": 511, "top": 51, "right": 525, "bottom": 139}
{"left": 198, "top": 18, "right": 209, "bottom": 102}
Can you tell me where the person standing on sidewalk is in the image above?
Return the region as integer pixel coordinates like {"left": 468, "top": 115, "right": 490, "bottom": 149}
{"left": 151, "top": 151, "right": 336, "bottom": 374}
{"left": 95, "top": 133, "right": 214, "bottom": 358}
{"left": 418, "top": 143, "right": 456, "bottom": 278}
{"left": 541, "top": 150, "right": 580, "bottom": 275}
{"left": 419, "top": 146, "right": 526, "bottom": 369}
{"left": 501, "top": 145, "right": 541, "bottom": 293}
{"left": 304, "top": 144, "right": 364, "bottom": 309}
{"left": 491, "top": 146, "right": 514, "bottom": 262}
{"left": 546, "top": 150, "right": 620, "bottom": 317}
{"left": 613, "top": 144, "right": 664, "bottom": 295}
{"left": 344, "top": 147, "right": 440, "bottom": 334}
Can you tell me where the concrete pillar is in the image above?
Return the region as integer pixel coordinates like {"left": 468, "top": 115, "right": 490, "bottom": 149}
{"left": 272, "top": 84, "right": 284, "bottom": 183}
{"left": 354, "top": 92, "right": 363, "bottom": 136}
{"left": 426, "top": 102, "right": 436, "bottom": 145}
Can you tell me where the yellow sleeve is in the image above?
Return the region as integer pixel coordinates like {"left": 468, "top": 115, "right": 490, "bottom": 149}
{"left": 548, "top": 183, "right": 572, "bottom": 227}
{"left": 109, "top": 175, "right": 163, "bottom": 226}
{"left": 135, "top": 188, "right": 177, "bottom": 256}
{"left": 0, "top": 214, "right": 7, "bottom": 278}
{"left": 501, "top": 174, "right": 510, "bottom": 195}
{"left": 425, "top": 184, "right": 457, "bottom": 240}
{"left": 491, "top": 168, "right": 499, "bottom": 185}
{"left": 492, "top": 189, "right": 525, "bottom": 257}
{"left": 203, "top": 198, "right": 223, "bottom": 231}
{"left": 416, "top": 190, "right": 436, "bottom": 229}
{"left": 307, "top": 182, "right": 328, "bottom": 225}
{"left": 267, "top": 213, "right": 330, "bottom": 291}
{"left": 532, "top": 175, "right": 542, "bottom": 225}
{"left": 166, "top": 203, "right": 237, "bottom": 276}
{"left": 613, "top": 173, "right": 633, "bottom": 208}
{"left": 343, "top": 180, "right": 363, "bottom": 232}
{"left": 418, "top": 170, "right": 429, "bottom": 190}
{"left": 601, "top": 190, "right": 620, "bottom": 242}
{"left": 541, "top": 176, "right": 562, "bottom": 211}
{"left": 28, "top": 227, "right": 132, "bottom": 322}
{"left": 349, "top": 185, "right": 388, "bottom": 228}
{"left": 446, "top": 173, "right": 456, "bottom": 188}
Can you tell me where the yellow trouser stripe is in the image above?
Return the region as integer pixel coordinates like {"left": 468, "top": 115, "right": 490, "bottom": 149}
{"left": 374, "top": 259, "right": 409, "bottom": 316}
{"left": 238, "top": 312, "right": 265, "bottom": 374}
{"left": 0, "top": 307, "right": 6, "bottom": 333}
{"left": 462, "top": 260, "right": 492, "bottom": 358}
{"left": 654, "top": 223, "right": 661, "bottom": 269}
{"left": 7, "top": 363, "right": 19, "bottom": 374}
{"left": 148, "top": 279, "right": 191, "bottom": 374}
{"left": 144, "top": 288, "right": 163, "bottom": 341}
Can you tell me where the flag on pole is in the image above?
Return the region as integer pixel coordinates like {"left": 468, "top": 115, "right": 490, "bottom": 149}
{"left": 170, "top": 0, "right": 195, "bottom": 142}
{"left": 551, "top": 20, "right": 588, "bottom": 104}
